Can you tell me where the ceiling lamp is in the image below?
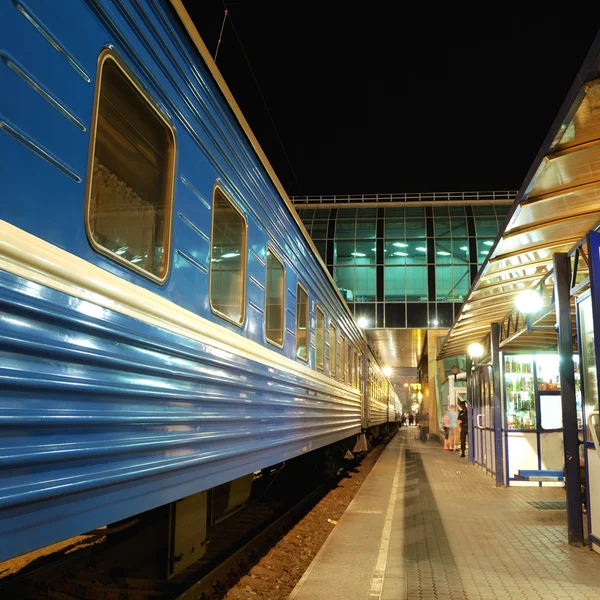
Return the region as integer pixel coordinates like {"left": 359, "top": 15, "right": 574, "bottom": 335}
{"left": 515, "top": 289, "right": 543, "bottom": 314}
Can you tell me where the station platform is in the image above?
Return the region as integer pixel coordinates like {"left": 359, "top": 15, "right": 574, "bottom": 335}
{"left": 289, "top": 427, "right": 600, "bottom": 600}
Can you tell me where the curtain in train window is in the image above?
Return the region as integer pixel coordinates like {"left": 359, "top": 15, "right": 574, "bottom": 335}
{"left": 316, "top": 307, "right": 325, "bottom": 370}
{"left": 265, "top": 248, "right": 285, "bottom": 346}
{"left": 296, "top": 284, "right": 308, "bottom": 361}
{"left": 87, "top": 51, "right": 175, "bottom": 281}
{"left": 210, "top": 187, "right": 247, "bottom": 325}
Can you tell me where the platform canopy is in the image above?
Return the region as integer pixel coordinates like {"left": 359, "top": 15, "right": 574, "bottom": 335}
{"left": 438, "top": 32, "right": 600, "bottom": 361}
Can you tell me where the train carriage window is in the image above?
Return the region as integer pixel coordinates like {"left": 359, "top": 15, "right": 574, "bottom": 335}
{"left": 210, "top": 187, "right": 247, "bottom": 325}
{"left": 316, "top": 307, "right": 325, "bottom": 370}
{"left": 340, "top": 336, "right": 345, "bottom": 382}
{"left": 330, "top": 323, "right": 336, "bottom": 378}
{"left": 296, "top": 284, "right": 308, "bottom": 361}
{"left": 86, "top": 51, "right": 175, "bottom": 282}
{"left": 265, "top": 247, "right": 285, "bottom": 346}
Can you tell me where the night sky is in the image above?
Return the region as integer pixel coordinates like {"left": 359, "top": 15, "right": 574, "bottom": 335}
{"left": 182, "top": 2, "right": 600, "bottom": 198}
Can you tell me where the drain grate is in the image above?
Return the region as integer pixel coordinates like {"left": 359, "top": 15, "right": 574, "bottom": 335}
{"left": 527, "top": 501, "right": 567, "bottom": 510}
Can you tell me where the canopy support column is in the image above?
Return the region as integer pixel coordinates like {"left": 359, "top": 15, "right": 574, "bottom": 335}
{"left": 554, "top": 252, "right": 583, "bottom": 546}
{"left": 491, "top": 322, "right": 504, "bottom": 486}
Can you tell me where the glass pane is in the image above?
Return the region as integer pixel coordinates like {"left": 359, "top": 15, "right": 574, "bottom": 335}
{"left": 88, "top": 54, "right": 174, "bottom": 280}
{"left": 452, "top": 239, "right": 470, "bottom": 264}
{"left": 405, "top": 207, "right": 425, "bottom": 218}
{"left": 330, "top": 323, "right": 337, "bottom": 378}
{"left": 453, "top": 266, "right": 470, "bottom": 301}
{"left": 473, "top": 206, "right": 496, "bottom": 215}
{"left": 450, "top": 217, "right": 467, "bottom": 237}
{"left": 334, "top": 241, "right": 355, "bottom": 265}
{"left": 579, "top": 296, "right": 598, "bottom": 440}
{"left": 434, "top": 218, "right": 451, "bottom": 237}
{"left": 406, "top": 266, "right": 427, "bottom": 301}
{"left": 335, "top": 220, "right": 356, "bottom": 239}
{"left": 355, "top": 267, "right": 376, "bottom": 301}
{"left": 385, "top": 207, "right": 405, "bottom": 218}
{"left": 436, "top": 266, "right": 453, "bottom": 299}
{"left": 316, "top": 307, "right": 325, "bottom": 370}
{"left": 475, "top": 216, "right": 499, "bottom": 237}
{"left": 354, "top": 240, "right": 376, "bottom": 265}
{"left": 405, "top": 218, "right": 426, "bottom": 238}
{"left": 504, "top": 354, "right": 536, "bottom": 429}
{"left": 310, "top": 221, "right": 328, "bottom": 239}
{"left": 356, "top": 219, "right": 376, "bottom": 239}
{"left": 385, "top": 240, "right": 410, "bottom": 264}
{"left": 334, "top": 266, "right": 355, "bottom": 301}
{"left": 296, "top": 285, "right": 308, "bottom": 360}
{"left": 210, "top": 188, "right": 246, "bottom": 324}
{"left": 385, "top": 266, "right": 405, "bottom": 301}
{"left": 477, "top": 239, "right": 494, "bottom": 264}
{"left": 337, "top": 208, "right": 357, "bottom": 219}
{"left": 265, "top": 249, "right": 284, "bottom": 346}
{"left": 435, "top": 241, "right": 453, "bottom": 264}
{"left": 385, "top": 218, "right": 405, "bottom": 238}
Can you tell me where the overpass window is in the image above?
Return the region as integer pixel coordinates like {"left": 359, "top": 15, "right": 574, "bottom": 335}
{"left": 210, "top": 187, "right": 247, "bottom": 325}
{"left": 86, "top": 51, "right": 175, "bottom": 283}
{"left": 316, "top": 307, "right": 325, "bottom": 370}
{"left": 330, "top": 323, "right": 336, "bottom": 377}
{"left": 296, "top": 284, "right": 308, "bottom": 361}
{"left": 265, "top": 247, "right": 285, "bottom": 346}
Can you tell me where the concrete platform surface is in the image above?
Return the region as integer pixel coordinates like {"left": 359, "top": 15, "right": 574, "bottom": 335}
{"left": 289, "top": 427, "right": 600, "bottom": 600}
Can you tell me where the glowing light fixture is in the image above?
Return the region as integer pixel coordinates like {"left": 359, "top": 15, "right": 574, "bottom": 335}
{"left": 480, "top": 250, "right": 488, "bottom": 255}
{"left": 222, "top": 252, "right": 240, "bottom": 259}
{"left": 437, "top": 251, "right": 450, "bottom": 256}
{"left": 383, "top": 366, "right": 392, "bottom": 376}
{"left": 393, "top": 242, "right": 408, "bottom": 247}
{"left": 357, "top": 317, "right": 370, "bottom": 328}
{"left": 351, "top": 252, "right": 366, "bottom": 257}
{"left": 515, "top": 289, "right": 543, "bottom": 314}
{"left": 460, "top": 246, "right": 468, "bottom": 251}
{"left": 393, "top": 251, "right": 408, "bottom": 256}
{"left": 468, "top": 342, "right": 484, "bottom": 358}
{"left": 416, "top": 247, "right": 427, "bottom": 252}
{"left": 484, "top": 241, "right": 494, "bottom": 246}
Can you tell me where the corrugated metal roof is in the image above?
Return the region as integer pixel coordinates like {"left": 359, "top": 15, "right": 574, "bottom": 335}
{"left": 438, "top": 32, "right": 600, "bottom": 360}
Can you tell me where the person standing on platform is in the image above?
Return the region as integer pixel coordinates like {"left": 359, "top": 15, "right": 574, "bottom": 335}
{"left": 458, "top": 400, "right": 468, "bottom": 457}
{"left": 443, "top": 408, "right": 451, "bottom": 450}
{"left": 408, "top": 413, "right": 414, "bottom": 426}
{"left": 448, "top": 404, "right": 458, "bottom": 451}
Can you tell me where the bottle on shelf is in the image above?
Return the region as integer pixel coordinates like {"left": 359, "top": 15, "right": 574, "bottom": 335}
{"left": 505, "top": 356, "right": 511, "bottom": 373}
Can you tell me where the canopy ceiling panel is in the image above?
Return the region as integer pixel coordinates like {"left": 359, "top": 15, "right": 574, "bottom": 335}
{"left": 438, "top": 39, "right": 600, "bottom": 361}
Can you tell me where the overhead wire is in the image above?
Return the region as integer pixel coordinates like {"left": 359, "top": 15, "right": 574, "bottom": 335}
{"left": 216, "top": 0, "right": 303, "bottom": 193}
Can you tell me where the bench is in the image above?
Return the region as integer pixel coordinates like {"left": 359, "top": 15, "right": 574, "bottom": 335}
{"left": 515, "top": 469, "right": 564, "bottom": 482}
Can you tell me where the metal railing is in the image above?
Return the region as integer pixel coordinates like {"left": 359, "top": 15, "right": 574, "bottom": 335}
{"left": 290, "top": 191, "right": 517, "bottom": 205}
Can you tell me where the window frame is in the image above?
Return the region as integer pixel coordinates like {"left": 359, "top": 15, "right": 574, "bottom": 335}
{"left": 84, "top": 49, "right": 176, "bottom": 284}
{"left": 295, "top": 282, "right": 309, "bottom": 362}
{"left": 315, "top": 306, "right": 325, "bottom": 371}
{"left": 264, "top": 244, "right": 285, "bottom": 348}
{"left": 209, "top": 183, "right": 248, "bottom": 327}
{"left": 329, "top": 322, "right": 337, "bottom": 378}
{"left": 340, "top": 335, "right": 346, "bottom": 382}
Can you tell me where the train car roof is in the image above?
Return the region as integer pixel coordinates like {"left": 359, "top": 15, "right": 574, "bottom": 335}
{"left": 167, "top": 0, "right": 365, "bottom": 341}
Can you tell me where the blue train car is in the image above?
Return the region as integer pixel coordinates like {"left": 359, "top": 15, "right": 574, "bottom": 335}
{"left": 0, "top": 0, "right": 398, "bottom": 566}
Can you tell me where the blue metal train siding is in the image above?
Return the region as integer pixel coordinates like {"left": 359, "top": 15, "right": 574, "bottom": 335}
{"left": 0, "top": 0, "right": 366, "bottom": 561}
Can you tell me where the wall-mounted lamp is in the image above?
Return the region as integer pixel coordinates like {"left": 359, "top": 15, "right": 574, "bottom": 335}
{"left": 383, "top": 366, "right": 392, "bottom": 376}
{"left": 515, "top": 289, "right": 542, "bottom": 314}
{"left": 468, "top": 342, "right": 484, "bottom": 358}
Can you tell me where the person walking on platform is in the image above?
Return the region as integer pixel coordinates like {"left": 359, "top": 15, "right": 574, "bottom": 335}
{"left": 458, "top": 400, "right": 468, "bottom": 457}
{"left": 443, "top": 408, "right": 451, "bottom": 450}
{"left": 408, "top": 413, "right": 414, "bottom": 426}
{"left": 448, "top": 404, "right": 458, "bottom": 451}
